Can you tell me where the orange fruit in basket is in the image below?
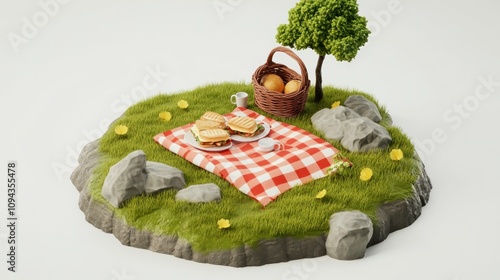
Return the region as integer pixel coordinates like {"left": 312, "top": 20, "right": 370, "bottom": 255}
{"left": 261, "top": 74, "right": 284, "bottom": 93}
{"left": 284, "top": 79, "right": 301, "bottom": 94}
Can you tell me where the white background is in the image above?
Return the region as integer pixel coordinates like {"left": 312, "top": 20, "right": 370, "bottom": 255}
{"left": 1, "top": 0, "right": 499, "bottom": 279}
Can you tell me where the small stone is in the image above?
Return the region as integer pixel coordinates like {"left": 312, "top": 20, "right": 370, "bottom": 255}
{"left": 326, "top": 211, "right": 373, "bottom": 260}
{"left": 344, "top": 95, "right": 382, "bottom": 123}
{"left": 102, "top": 150, "right": 147, "bottom": 208}
{"left": 175, "top": 183, "right": 221, "bottom": 203}
{"left": 145, "top": 161, "right": 186, "bottom": 194}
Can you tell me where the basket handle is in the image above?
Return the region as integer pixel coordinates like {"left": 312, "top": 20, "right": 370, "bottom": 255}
{"left": 266, "top": 46, "right": 309, "bottom": 89}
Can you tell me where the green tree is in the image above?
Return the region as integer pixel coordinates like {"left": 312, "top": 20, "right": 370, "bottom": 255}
{"left": 276, "top": 0, "right": 370, "bottom": 102}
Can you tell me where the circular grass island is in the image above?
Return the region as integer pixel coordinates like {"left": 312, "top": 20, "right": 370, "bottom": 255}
{"left": 71, "top": 82, "right": 432, "bottom": 266}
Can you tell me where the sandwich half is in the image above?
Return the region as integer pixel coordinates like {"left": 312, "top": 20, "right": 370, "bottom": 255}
{"left": 200, "top": 111, "right": 226, "bottom": 125}
{"left": 190, "top": 127, "right": 231, "bottom": 147}
{"left": 226, "top": 116, "right": 265, "bottom": 137}
{"left": 194, "top": 119, "right": 226, "bottom": 130}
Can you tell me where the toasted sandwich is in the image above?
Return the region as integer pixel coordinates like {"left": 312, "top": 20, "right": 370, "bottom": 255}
{"left": 226, "top": 116, "right": 265, "bottom": 137}
{"left": 190, "top": 127, "right": 231, "bottom": 147}
{"left": 200, "top": 111, "right": 226, "bottom": 125}
{"left": 194, "top": 119, "right": 226, "bottom": 130}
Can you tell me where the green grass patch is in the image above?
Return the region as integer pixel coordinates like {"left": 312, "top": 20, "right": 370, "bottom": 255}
{"left": 88, "top": 82, "right": 419, "bottom": 252}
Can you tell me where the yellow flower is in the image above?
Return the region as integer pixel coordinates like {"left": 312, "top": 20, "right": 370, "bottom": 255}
{"left": 217, "top": 219, "right": 230, "bottom": 229}
{"left": 177, "top": 100, "right": 189, "bottom": 109}
{"left": 316, "top": 189, "right": 327, "bottom": 199}
{"left": 390, "top": 149, "right": 404, "bottom": 161}
{"left": 360, "top": 168, "right": 373, "bottom": 181}
{"left": 114, "top": 125, "right": 128, "bottom": 135}
{"left": 331, "top": 101, "right": 341, "bottom": 109}
{"left": 159, "top": 111, "right": 172, "bottom": 121}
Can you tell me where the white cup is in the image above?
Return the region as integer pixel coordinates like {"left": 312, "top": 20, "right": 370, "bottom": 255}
{"left": 258, "top": 137, "right": 283, "bottom": 152}
{"left": 230, "top": 92, "right": 248, "bottom": 108}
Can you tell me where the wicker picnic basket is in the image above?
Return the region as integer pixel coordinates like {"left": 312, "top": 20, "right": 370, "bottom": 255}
{"left": 252, "top": 46, "right": 310, "bottom": 117}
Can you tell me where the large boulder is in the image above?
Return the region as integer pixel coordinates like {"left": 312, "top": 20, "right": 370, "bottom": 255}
{"left": 145, "top": 161, "right": 186, "bottom": 194}
{"left": 340, "top": 117, "right": 392, "bottom": 152}
{"left": 175, "top": 183, "right": 221, "bottom": 203}
{"left": 310, "top": 107, "right": 360, "bottom": 140}
{"left": 325, "top": 211, "right": 373, "bottom": 260}
{"left": 102, "top": 150, "right": 147, "bottom": 208}
{"left": 102, "top": 150, "right": 186, "bottom": 208}
{"left": 311, "top": 107, "right": 392, "bottom": 152}
{"left": 344, "top": 95, "right": 382, "bottom": 123}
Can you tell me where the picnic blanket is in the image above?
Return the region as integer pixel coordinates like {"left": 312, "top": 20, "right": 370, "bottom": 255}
{"left": 153, "top": 107, "right": 337, "bottom": 206}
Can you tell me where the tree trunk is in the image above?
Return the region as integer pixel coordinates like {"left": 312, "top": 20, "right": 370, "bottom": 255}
{"left": 315, "top": 55, "right": 325, "bottom": 102}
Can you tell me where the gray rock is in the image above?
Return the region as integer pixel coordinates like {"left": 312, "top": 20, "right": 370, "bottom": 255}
{"left": 175, "top": 183, "right": 221, "bottom": 203}
{"left": 326, "top": 211, "right": 373, "bottom": 260}
{"left": 344, "top": 95, "right": 382, "bottom": 123}
{"left": 145, "top": 161, "right": 186, "bottom": 194}
{"left": 101, "top": 150, "right": 147, "bottom": 208}
{"left": 311, "top": 107, "right": 392, "bottom": 152}
{"left": 340, "top": 117, "right": 392, "bottom": 152}
{"left": 311, "top": 107, "right": 360, "bottom": 140}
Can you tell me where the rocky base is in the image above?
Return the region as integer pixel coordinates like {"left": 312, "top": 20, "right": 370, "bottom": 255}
{"left": 71, "top": 138, "right": 432, "bottom": 266}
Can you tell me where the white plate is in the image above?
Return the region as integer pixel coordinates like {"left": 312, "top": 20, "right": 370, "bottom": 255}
{"left": 183, "top": 131, "right": 233, "bottom": 152}
{"left": 230, "top": 122, "right": 270, "bottom": 142}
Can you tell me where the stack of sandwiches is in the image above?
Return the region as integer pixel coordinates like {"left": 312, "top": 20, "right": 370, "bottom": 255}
{"left": 190, "top": 112, "right": 231, "bottom": 148}
{"left": 190, "top": 112, "right": 266, "bottom": 147}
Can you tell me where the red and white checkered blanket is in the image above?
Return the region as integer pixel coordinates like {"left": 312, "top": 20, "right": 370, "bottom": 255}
{"left": 153, "top": 108, "right": 337, "bottom": 206}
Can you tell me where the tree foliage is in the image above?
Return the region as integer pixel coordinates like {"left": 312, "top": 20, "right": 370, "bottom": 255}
{"left": 276, "top": 0, "right": 370, "bottom": 61}
{"left": 276, "top": 0, "right": 370, "bottom": 101}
